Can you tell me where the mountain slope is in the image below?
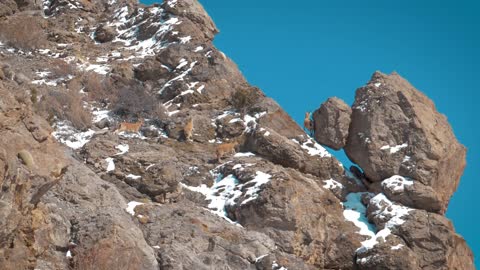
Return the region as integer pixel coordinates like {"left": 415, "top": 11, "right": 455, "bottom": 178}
{"left": 0, "top": 0, "right": 474, "bottom": 269}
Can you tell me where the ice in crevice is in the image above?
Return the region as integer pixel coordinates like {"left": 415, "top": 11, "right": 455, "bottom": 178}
{"left": 342, "top": 191, "right": 412, "bottom": 254}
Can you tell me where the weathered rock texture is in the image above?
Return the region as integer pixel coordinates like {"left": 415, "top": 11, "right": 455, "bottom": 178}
{"left": 344, "top": 71, "right": 466, "bottom": 213}
{"left": 0, "top": 0, "right": 474, "bottom": 269}
{"left": 313, "top": 97, "right": 351, "bottom": 150}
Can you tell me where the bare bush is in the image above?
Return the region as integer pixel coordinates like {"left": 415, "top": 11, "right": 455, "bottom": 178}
{"left": 0, "top": 16, "right": 48, "bottom": 50}
{"left": 50, "top": 59, "right": 76, "bottom": 78}
{"left": 112, "top": 84, "right": 166, "bottom": 120}
{"left": 82, "top": 72, "right": 113, "bottom": 103}
{"left": 35, "top": 90, "right": 92, "bottom": 130}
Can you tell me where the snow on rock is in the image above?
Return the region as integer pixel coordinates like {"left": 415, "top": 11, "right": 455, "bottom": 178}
{"left": 126, "top": 174, "right": 141, "bottom": 180}
{"left": 272, "top": 261, "right": 288, "bottom": 270}
{"left": 182, "top": 171, "right": 272, "bottom": 222}
{"left": 343, "top": 193, "right": 376, "bottom": 238}
{"left": 126, "top": 201, "right": 144, "bottom": 216}
{"left": 118, "top": 131, "right": 147, "bottom": 140}
{"left": 369, "top": 193, "right": 411, "bottom": 228}
{"left": 234, "top": 152, "right": 255, "bottom": 157}
{"left": 66, "top": 250, "right": 72, "bottom": 258}
{"left": 391, "top": 244, "right": 404, "bottom": 250}
{"left": 106, "top": 5, "right": 180, "bottom": 59}
{"left": 380, "top": 143, "right": 408, "bottom": 154}
{"left": 105, "top": 157, "right": 115, "bottom": 172}
{"left": 52, "top": 121, "right": 95, "bottom": 149}
{"left": 374, "top": 82, "right": 382, "bottom": 88}
{"left": 355, "top": 193, "right": 413, "bottom": 254}
{"left": 381, "top": 175, "right": 413, "bottom": 192}
{"left": 291, "top": 137, "right": 332, "bottom": 158}
{"left": 115, "top": 144, "right": 129, "bottom": 155}
{"left": 91, "top": 109, "right": 111, "bottom": 123}
{"left": 243, "top": 112, "right": 266, "bottom": 132}
{"left": 323, "top": 179, "right": 344, "bottom": 190}
{"left": 240, "top": 172, "right": 272, "bottom": 205}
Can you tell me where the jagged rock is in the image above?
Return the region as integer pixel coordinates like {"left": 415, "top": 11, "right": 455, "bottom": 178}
{"left": 0, "top": 1, "right": 474, "bottom": 269}
{"left": 356, "top": 237, "right": 420, "bottom": 270}
{"left": 395, "top": 210, "right": 475, "bottom": 270}
{"left": 313, "top": 97, "right": 351, "bottom": 150}
{"left": 163, "top": 0, "right": 218, "bottom": 41}
{"left": 344, "top": 71, "right": 466, "bottom": 212}
{"left": 225, "top": 164, "right": 364, "bottom": 269}
{"left": 381, "top": 175, "right": 442, "bottom": 213}
{"left": 93, "top": 24, "right": 117, "bottom": 43}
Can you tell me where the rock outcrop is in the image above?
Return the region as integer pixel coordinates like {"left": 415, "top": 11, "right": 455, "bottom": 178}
{"left": 312, "top": 97, "right": 351, "bottom": 150}
{"left": 0, "top": 0, "right": 474, "bottom": 269}
{"left": 343, "top": 71, "right": 466, "bottom": 213}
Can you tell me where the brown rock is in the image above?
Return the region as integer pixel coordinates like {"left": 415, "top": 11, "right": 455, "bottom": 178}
{"left": 313, "top": 97, "right": 352, "bottom": 150}
{"left": 344, "top": 71, "right": 466, "bottom": 212}
{"left": 162, "top": 0, "right": 219, "bottom": 41}
{"left": 395, "top": 210, "right": 475, "bottom": 270}
{"left": 94, "top": 24, "right": 117, "bottom": 43}
{"left": 381, "top": 176, "right": 442, "bottom": 213}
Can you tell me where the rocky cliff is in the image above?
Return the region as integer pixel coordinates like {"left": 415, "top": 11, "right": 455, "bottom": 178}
{"left": 0, "top": 0, "right": 474, "bottom": 269}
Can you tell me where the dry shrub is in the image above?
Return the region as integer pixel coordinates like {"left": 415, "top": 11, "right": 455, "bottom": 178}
{"left": 82, "top": 72, "right": 113, "bottom": 102}
{"left": 50, "top": 59, "right": 76, "bottom": 78}
{"left": 36, "top": 90, "right": 92, "bottom": 130}
{"left": 0, "top": 16, "right": 48, "bottom": 50}
{"left": 230, "top": 86, "right": 262, "bottom": 113}
{"left": 112, "top": 84, "right": 167, "bottom": 120}
{"left": 73, "top": 238, "right": 142, "bottom": 270}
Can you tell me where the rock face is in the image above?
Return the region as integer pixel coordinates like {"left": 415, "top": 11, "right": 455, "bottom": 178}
{"left": 0, "top": 0, "right": 474, "bottom": 270}
{"left": 313, "top": 97, "right": 352, "bottom": 150}
{"left": 343, "top": 71, "right": 466, "bottom": 213}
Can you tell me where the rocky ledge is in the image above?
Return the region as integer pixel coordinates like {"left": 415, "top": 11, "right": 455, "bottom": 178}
{"left": 0, "top": 0, "right": 475, "bottom": 269}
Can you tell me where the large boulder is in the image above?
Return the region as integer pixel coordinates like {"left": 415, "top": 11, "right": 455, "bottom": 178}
{"left": 344, "top": 71, "right": 466, "bottom": 212}
{"left": 312, "top": 97, "right": 352, "bottom": 150}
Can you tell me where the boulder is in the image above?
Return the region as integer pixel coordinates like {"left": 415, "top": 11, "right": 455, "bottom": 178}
{"left": 381, "top": 175, "right": 442, "bottom": 213}
{"left": 344, "top": 71, "right": 466, "bottom": 212}
{"left": 312, "top": 97, "right": 351, "bottom": 150}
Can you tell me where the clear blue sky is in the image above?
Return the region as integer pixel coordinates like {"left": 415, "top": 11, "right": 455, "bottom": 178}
{"left": 143, "top": 0, "right": 479, "bottom": 265}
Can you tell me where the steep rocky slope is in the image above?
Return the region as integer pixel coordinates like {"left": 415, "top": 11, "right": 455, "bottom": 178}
{"left": 0, "top": 0, "right": 474, "bottom": 269}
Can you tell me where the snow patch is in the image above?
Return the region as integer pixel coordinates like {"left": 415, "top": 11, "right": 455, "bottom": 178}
{"left": 105, "top": 157, "right": 115, "bottom": 172}
{"left": 115, "top": 144, "right": 129, "bottom": 155}
{"left": 380, "top": 143, "right": 408, "bottom": 154}
{"left": 343, "top": 193, "right": 376, "bottom": 238}
{"left": 381, "top": 175, "right": 413, "bottom": 192}
{"left": 323, "top": 179, "right": 344, "bottom": 190}
{"left": 126, "top": 174, "right": 142, "bottom": 180}
{"left": 234, "top": 152, "right": 255, "bottom": 157}
{"left": 291, "top": 138, "right": 331, "bottom": 158}
{"left": 126, "top": 201, "right": 144, "bottom": 216}
{"left": 182, "top": 171, "right": 272, "bottom": 222}
{"left": 52, "top": 121, "right": 95, "bottom": 149}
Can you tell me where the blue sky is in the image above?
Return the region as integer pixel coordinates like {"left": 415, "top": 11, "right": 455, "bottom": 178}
{"left": 143, "top": 0, "right": 479, "bottom": 265}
